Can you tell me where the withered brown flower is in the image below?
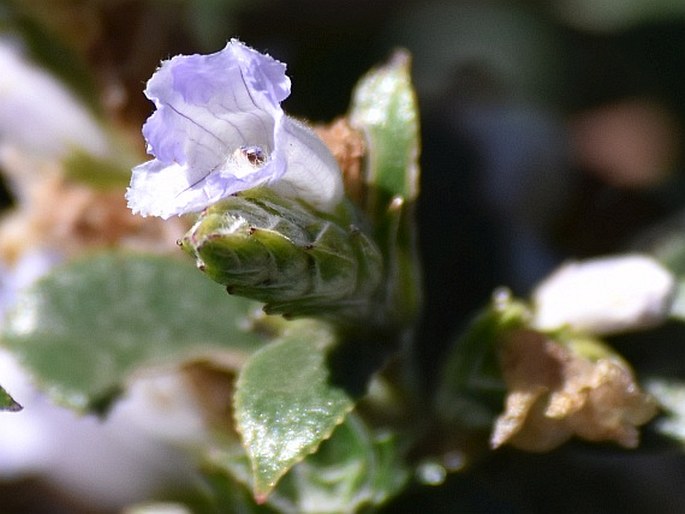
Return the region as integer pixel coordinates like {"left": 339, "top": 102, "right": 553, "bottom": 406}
{"left": 491, "top": 329, "right": 658, "bottom": 452}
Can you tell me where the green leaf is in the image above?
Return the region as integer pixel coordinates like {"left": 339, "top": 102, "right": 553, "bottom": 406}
{"left": 234, "top": 320, "right": 355, "bottom": 501}
{"left": 2, "top": 252, "right": 266, "bottom": 411}
{"left": 348, "top": 51, "right": 422, "bottom": 327}
{"left": 0, "top": 384, "right": 22, "bottom": 412}
{"left": 206, "top": 414, "right": 408, "bottom": 514}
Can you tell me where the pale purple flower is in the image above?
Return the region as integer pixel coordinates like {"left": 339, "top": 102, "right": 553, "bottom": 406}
{"left": 0, "top": 40, "right": 109, "bottom": 159}
{"left": 126, "top": 39, "right": 343, "bottom": 219}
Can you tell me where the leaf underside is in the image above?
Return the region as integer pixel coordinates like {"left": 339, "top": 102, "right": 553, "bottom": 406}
{"left": 2, "top": 252, "right": 265, "bottom": 411}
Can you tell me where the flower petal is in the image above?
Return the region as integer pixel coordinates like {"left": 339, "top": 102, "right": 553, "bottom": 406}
{"left": 127, "top": 39, "right": 344, "bottom": 218}
{"left": 127, "top": 154, "right": 282, "bottom": 219}
{"left": 270, "top": 117, "right": 344, "bottom": 211}
{"left": 127, "top": 40, "right": 289, "bottom": 217}
{"left": 143, "top": 39, "right": 288, "bottom": 170}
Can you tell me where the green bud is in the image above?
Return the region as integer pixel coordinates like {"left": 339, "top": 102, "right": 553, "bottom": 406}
{"left": 180, "top": 188, "right": 383, "bottom": 322}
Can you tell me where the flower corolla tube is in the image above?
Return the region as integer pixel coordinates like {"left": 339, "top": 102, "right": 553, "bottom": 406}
{"left": 126, "top": 39, "right": 343, "bottom": 219}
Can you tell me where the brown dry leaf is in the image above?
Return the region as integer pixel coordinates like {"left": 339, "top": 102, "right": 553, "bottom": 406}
{"left": 491, "top": 329, "right": 658, "bottom": 452}
{"left": 0, "top": 167, "right": 187, "bottom": 265}
{"left": 182, "top": 359, "right": 242, "bottom": 436}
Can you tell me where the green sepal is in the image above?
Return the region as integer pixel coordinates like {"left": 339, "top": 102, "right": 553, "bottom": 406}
{"left": 181, "top": 188, "right": 383, "bottom": 324}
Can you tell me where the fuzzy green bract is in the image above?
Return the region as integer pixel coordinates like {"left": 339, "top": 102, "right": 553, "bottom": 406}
{"left": 181, "top": 188, "right": 383, "bottom": 324}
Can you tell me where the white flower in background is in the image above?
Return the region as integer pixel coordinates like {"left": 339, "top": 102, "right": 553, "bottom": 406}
{"left": 0, "top": 249, "right": 61, "bottom": 325}
{"left": 0, "top": 39, "right": 109, "bottom": 159}
{"left": 0, "top": 351, "right": 206, "bottom": 510}
{"left": 533, "top": 254, "right": 676, "bottom": 335}
{"left": 126, "top": 39, "right": 343, "bottom": 219}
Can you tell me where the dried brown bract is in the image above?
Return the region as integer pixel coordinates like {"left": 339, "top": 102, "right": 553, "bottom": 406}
{"left": 314, "top": 118, "right": 366, "bottom": 206}
{"left": 491, "top": 329, "right": 658, "bottom": 452}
